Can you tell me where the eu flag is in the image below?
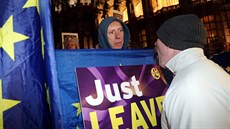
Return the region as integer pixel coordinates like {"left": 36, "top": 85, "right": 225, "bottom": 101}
{"left": 40, "top": 0, "right": 62, "bottom": 129}
{"left": 0, "top": 0, "right": 51, "bottom": 129}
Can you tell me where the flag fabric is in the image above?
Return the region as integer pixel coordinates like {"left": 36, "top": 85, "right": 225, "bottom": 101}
{"left": 55, "top": 49, "right": 167, "bottom": 129}
{"left": 39, "top": 0, "right": 62, "bottom": 129}
{"left": 0, "top": 0, "right": 51, "bottom": 129}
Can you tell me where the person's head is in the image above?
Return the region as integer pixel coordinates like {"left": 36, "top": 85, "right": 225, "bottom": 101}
{"left": 98, "top": 17, "right": 130, "bottom": 49}
{"left": 66, "top": 38, "right": 78, "bottom": 49}
{"left": 155, "top": 14, "right": 208, "bottom": 68}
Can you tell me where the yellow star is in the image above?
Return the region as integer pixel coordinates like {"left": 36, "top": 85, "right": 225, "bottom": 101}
{"left": 72, "top": 102, "right": 82, "bottom": 117}
{"left": 23, "top": 0, "right": 44, "bottom": 58}
{"left": 0, "top": 15, "right": 29, "bottom": 61}
{"left": 23, "top": 0, "right": 40, "bottom": 14}
{"left": 41, "top": 29, "right": 45, "bottom": 59}
{"left": 225, "top": 66, "right": 230, "bottom": 73}
{"left": 0, "top": 80, "right": 21, "bottom": 129}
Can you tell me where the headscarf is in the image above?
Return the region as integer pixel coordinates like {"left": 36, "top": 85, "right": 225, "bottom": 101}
{"left": 98, "top": 17, "right": 130, "bottom": 49}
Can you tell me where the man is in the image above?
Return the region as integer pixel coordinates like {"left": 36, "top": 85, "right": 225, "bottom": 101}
{"left": 155, "top": 14, "right": 230, "bottom": 129}
{"left": 98, "top": 17, "right": 130, "bottom": 49}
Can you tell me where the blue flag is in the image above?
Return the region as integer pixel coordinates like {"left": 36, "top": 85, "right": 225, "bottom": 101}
{"left": 55, "top": 49, "right": 166, "bottom": 129}
{"left": 40, "top": 0, "right": 62, "bottom": 129}
{"left": 0, "top": 0, "right": 51, "bottom": 129}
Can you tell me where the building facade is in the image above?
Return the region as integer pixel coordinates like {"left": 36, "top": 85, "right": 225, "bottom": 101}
{"left": 52, "top": 0, "right": 230, "bottom": 54}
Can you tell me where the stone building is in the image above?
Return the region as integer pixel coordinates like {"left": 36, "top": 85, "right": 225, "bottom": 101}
{"left": 52, "top": 0, "right": 230, "bottom": 54}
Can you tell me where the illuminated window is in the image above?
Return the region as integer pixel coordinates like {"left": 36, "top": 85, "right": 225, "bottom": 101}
{"left": 133, "top": 0, "right": 144, "bottom": 18}
{"left": 139, "top": 29, "right": 147, "bottom": 48}
{"left": 83, "top": 36, "right": 93, "bottom": 49}
{"left": 151, "top": 0, "right": 179, "bottom": 12}
{"left": 122, "top": 9, "right": 128, "bottom": 22}
{"left": 202, "top": 15, "right": 219, "bottom": 53}
{"left": 223, "top": 4, "right": 230, "bottom": 50}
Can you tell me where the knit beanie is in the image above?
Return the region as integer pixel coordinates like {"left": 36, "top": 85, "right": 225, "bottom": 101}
{"left": 156, "top": 14, "right": 207, "bottom": 50}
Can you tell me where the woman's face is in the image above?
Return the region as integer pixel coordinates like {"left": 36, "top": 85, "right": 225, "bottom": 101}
{"left": 68, "top": 41, "right": 76, "bottom": 49}
{"left": 107, "top": 21, "right": 124, "bottom": 49}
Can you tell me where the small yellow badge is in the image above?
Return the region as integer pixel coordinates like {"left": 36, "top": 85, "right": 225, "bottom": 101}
{"left": 151, "top": 68, "right": 160, "bottom": 80}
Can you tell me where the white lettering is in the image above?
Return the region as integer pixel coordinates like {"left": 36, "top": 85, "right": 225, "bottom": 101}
{"left": 105, "top": 83, "right": 122, "bottom": 102}
{"left": 85, "top": 80, "right": 104, "bottom": 106}
{"left": 85, "top": 76, "right": 142, "bottom": 106}
{"left": 131, "top": 76, "right": 142, "bottom": 97}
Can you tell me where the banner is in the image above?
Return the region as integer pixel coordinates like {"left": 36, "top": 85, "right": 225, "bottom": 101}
{"left": 55, "top": 49, "right": 167, "bottom": 129}
{"left": 0, "top": 0, "right": 51, "bottom": 129}
{"left": 76, "top": 64, "right": 167, "bottom": 129}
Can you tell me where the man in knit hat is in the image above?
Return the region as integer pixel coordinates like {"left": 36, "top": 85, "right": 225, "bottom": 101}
{"left": 155, "top": 14, "right": 230, "bottom": 129}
